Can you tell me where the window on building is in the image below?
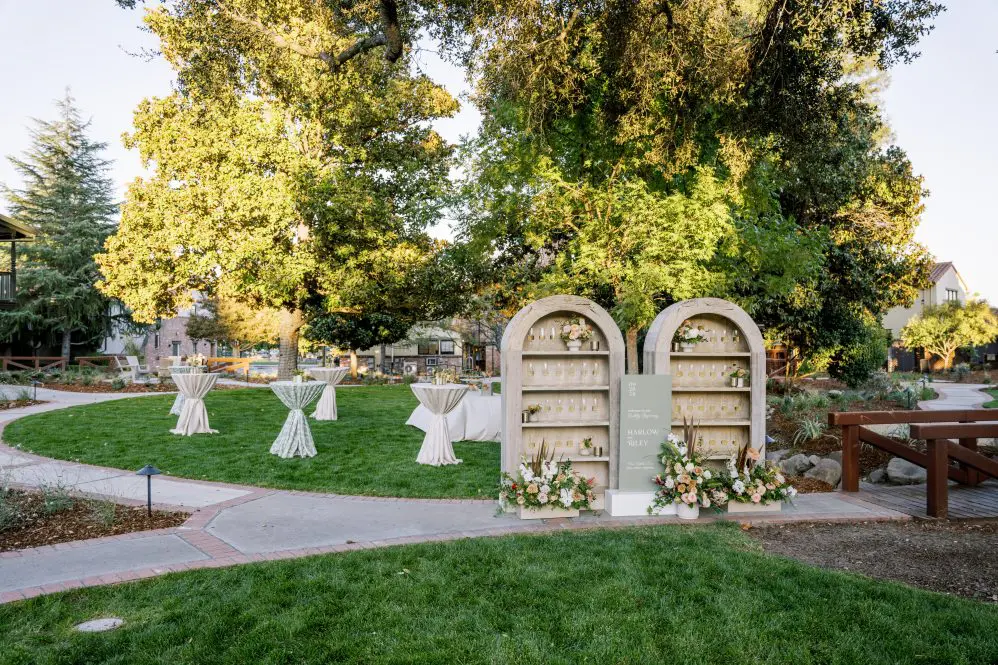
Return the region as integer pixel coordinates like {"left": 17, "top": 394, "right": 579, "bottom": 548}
{"left": 946, "top": 289, "right": 959, "bottom": 302}
{"left": 439, "top": 339, "right": 455, "bottom": 355}
{"left": 154, "top": 332, "right": 160, "bottom": 349}
{"left": 417, "top": 340, "right": 439, "bottom": 355}
{"left": 171, "top": 341, "right": 181, "bottom": 356}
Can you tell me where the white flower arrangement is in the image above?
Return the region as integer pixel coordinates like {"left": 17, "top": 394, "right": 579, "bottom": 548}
{"left": 724, "top": 444, "right": 796, "bottom": 504}
{"left": 186, "top": 353, "right": 207, "bottom": 367}
{"left": 650, "top": 427, "right": 727, "bottom": 512}
{"left": 673, "top": 320, "right": 708, "bottom": 346}
{"left": 559, "top": 317, "right": 594, "bottom": 343}
{"left": 499, "top": 444, "right": 596, "bottom": 511}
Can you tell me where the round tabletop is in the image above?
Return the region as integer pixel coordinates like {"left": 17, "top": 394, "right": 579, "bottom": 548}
{"left": 307, "top": 367, "right": 350, "bottom": 384}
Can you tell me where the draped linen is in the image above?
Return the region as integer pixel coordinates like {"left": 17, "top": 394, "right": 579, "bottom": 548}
{"left": 269, "top": 380, "right": 326, "bottom": 458}
{"left": 406, "top": 392, "right": 501, "bottom": 442}
{"left": 170, "top": 373, "right": 219, "bottom": 436}
{"left": 410, "top": 384, "right": 468, "bottom": 466}
{"left": 306, "top": 367, "right": 350, "bottom": 420}
{"left": 168, "top": 365, "right": 203, "bottom": 416}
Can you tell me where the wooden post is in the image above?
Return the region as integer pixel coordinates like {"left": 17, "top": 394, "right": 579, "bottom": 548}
{"left": 841, "top": 424, "right": 859, "bottom": 492}
{"left": 926, "top": 439, "right": 948, "bottom": 518}
{"left": 958, "top": 438, "right": 981, "bottom": 486}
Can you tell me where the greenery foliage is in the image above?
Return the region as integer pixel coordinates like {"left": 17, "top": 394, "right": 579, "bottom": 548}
{"left": 901, "top": 300, "right": 998, "bottom": 369}
{"left": 0, "top": 94, "right": 125, "bottom": 358}
{"left": 827, "top": 318, "right": 890, "bottom": 388}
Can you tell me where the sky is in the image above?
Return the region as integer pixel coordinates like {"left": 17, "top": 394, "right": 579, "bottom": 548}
{"left": 0, "top": 0, "right": 994, "bottom": 302}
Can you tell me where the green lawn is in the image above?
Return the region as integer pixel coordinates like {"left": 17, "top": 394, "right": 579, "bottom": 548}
{"left": 2, "top": 525, "right": 997, "bottom": 664}
{"left": 3, "top": 386, "right": 498, "bottom": 498}
{"left": 984, "top": 389, "right": 997, "bottom": 408}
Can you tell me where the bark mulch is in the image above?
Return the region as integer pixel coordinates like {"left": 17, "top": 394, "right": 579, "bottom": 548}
{"left": 0, "top": 489, "right": 188, "bottom": 553}
{"left": 748, "top": 519, "right": 998, "bottom": 603}
{"left": 0, "top": 400, "right": 45, "bottom": 410}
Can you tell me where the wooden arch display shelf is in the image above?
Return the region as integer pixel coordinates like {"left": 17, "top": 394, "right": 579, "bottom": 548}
{"left": 500, "top": 296, "right": 626, "bottom": 496}
{"left": 643, "top": 298, "right": 766, "bottom": 461}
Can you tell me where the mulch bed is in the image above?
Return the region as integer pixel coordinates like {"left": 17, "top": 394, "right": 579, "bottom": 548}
{"left": 785, "top": 476, "right": 834, "bottom": 493}
{"left": 0, "top": 400, "right": 45, "bottom": 410}
{"left": 749, "top": 519, "right": 998, "bottom": 603}
{"left": 40, "top": 382, "right": 175, "bottom": 393}
{"left": 0, "top": 489, "right": 188, "bottom": 552}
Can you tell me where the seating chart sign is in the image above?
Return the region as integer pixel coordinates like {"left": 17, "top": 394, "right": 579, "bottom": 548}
{"left": 618, "top": 375, "right": 672, "bottom": 491}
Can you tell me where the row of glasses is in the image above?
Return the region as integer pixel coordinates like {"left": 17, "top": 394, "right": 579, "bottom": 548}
{"left": 525, "top": 395, "right": 607, "bottom": 422}
{"left": 672, "top": 394, "right": 746, "bottom": 421}
{"left": 526, "top": 434, "right": 608, "bottom": 457}
{"left": 673, "top": 361, "right": 746, "bottom": 388}
{"left": 681, "top": 431, "right": 746, "bottom": 457}
{"left": 526, "top": 360, "right": 605, "bottom": 386}
{"left": 676, "top": 322, "right": 744, "bottom": 353}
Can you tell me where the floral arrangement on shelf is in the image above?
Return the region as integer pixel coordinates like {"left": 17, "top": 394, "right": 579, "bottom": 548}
{"left": 499, "top": 442, "right": 596, "bottom": 511}
{"left": 431, "top": 367, "right": 461, "bottom": 385}
{"left": 649, "top": 420, "right": 727, "bottom": 513}
{"left": 674, "top": 320, "right": 708, "bottom": 347}
{"left": 185, "top": 353, "right": 207, "bottom": 368}
{"left": 724, "top": 443, "right": 796, "bottom": 505}
{"left": 729, "top": 368, "right": 748, "bottom": 386}
{"left": 559, "top": 317, "right": 594, "bottom": 343}
{"left": 526, "top": 404, "right": 542, "bottom": 415}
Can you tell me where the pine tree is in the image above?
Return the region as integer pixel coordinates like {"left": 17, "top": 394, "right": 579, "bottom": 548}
{"left": 0, "top": 92, "right": 119, "bottom": 358}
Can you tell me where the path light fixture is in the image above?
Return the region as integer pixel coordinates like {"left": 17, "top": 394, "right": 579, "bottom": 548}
{"left": 136, "top": 465, "right": 162, "bottom": 517}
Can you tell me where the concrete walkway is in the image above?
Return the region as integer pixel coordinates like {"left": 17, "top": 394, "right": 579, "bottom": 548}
{"left": 0, "top": 386, "right": 909, "bottom": 604}
{"left": 917, "top": 382, "right": 994, "bottom": 411}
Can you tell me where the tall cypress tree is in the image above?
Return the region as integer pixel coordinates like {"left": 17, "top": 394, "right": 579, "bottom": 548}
{"left": 0, "top": 93, "right": 119, "bottom": 358}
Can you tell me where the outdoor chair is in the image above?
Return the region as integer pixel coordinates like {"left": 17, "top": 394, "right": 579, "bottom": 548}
{"left": 118, "top": 355, "right": 151, "bottom": 382}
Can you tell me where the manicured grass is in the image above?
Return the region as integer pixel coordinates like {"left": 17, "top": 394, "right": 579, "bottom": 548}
{"left": 2, "top": 525, "right": 997, "bottom": 664}
{"left": 984, "top": 389, "right": 998, "bottom": 408}
{"left": 4, "top": 386, "right": 498, "bottom": 498}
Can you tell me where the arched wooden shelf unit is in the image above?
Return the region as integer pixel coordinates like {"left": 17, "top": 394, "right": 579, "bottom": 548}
{"left": 643, "top": 298, "right": 766, "bottom": 461}
{"left": 501, "top": 296, "right": 625, "bottom": 496}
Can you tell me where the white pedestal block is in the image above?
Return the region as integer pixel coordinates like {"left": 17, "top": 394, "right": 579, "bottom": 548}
{"left": 605, "top": 490, "right": 676, "bottom": 517}
{"left": 726, "top": 501, "right": 782, "bottom": 514}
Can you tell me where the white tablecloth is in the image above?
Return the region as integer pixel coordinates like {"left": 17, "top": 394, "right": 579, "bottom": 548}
{"left": 307, "top": 367, "right": 349, "bottom": 420}
{"left": 410, "top": 383, "right": 468, "bottom": 466}
{"left": 269, "top": 380, "right": 326, "bottom": 458}
{"left": 406, "top": 392, "right": 502, "bottom": 442}
{"left": 168, "top": 366, "right": 204, "bottom": 416}
{"left": 170, "top": 372, "right": 218, "bottom": 436}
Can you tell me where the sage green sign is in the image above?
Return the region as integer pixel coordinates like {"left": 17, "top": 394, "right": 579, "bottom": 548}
{"left": 618, "top": 375, "right": 672, "bottom": 491}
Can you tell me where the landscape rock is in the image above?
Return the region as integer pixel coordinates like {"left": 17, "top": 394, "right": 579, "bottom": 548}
{"left": 75, "top": 618, "right": 124, "bottom": 633}
{"left": 766, "top": 449, "right": 791, "bottom": 464}
{"left": 827, "top": 389, "right": 843, "bottom": 399}
{"left": 886, "top": 457, "right": 927, "bottom": 485}
{"left": 808, "top": 455, "right": 822, "bottom": 467}
{"left": 780, "top": 454, "right": 814, "bottom": 476}
{"left": 868, "top": 468, "right": 887, "bottom": 484}
{"left": 805, "top": 459, "right": 842, "bottom": 487}
{"left": 826, "top": 450, "right": 842, "bottom": 464}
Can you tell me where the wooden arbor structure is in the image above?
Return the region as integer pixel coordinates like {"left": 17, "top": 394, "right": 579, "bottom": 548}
{"left": 0, "top": 212, "right": 35, "bottom": 308}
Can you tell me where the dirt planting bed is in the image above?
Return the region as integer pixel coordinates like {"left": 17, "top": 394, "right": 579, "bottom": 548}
{"left": 0, "top": 489, "right": 188, "bottom": 552}
{"left": 749, "top": 519, "right": 998, "bottom": 603}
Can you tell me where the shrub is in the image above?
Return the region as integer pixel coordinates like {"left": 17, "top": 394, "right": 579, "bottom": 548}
{"left": 954, "top": 363, "right": 971, "bottom": 382}
{"left": 793, "top": 417, "right": 827, "bottom": 445}
{"left": 86, "top": 499, "right": 116, "bottom": 527}
{"left": 14, "top": 387, "right": 33, "bottom": 403}
{"left": 861, "top": 371, "right": 896, "bottom": 400}
{"left": 402, "top": 374, "right": 417, "bottom": 385}
{"left": 827, "top": 320, "right": 890, "bottom": 388}
{"left": 111, "top": 377, "right": 127, "bottom": 391}
{"left": 0, "top": 482, "right": 20, "bottom": 533}
{"left": 39, "top": 482, "right": 74, "bottom": 515}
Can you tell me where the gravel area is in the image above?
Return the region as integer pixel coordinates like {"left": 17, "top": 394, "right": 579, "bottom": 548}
{"left": 750, "top": 520, "right": 998, "bottom": 603}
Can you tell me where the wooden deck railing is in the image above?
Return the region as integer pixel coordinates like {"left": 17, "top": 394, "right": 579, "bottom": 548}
{"left": 1, "top": 356, "right": 67, "bottom": 372}
{"left": 829, "top": 410, "right": 998, "bottom": 517}
{"left": 206, "top": 357, "right": 252, "bottom": 378}
{"left": 76, "top": 356, "right": 122, "bottom": 369}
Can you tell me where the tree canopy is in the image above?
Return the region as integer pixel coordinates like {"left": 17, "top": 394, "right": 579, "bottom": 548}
{"left": 0, "top": 94, "right": 123, "bottom": 358}
{"left": 99, "top": 1, "right": 462, "bottom": 378}
{"left": 901, "top": 300, "right": 998, "bottom": 370}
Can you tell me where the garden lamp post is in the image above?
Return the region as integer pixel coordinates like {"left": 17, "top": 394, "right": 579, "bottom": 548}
{"left": 136, "top": 465, "right": 162, "bottom": 517}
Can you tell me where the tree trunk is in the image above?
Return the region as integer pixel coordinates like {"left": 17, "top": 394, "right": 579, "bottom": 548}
{"left": 60, "top": 329, "right": 71, "bottom": 361}
{"left": 625, "top": 327, "right": 639, "bottom": 374}
{"left": 350, "top": 350, "right": 359, "bottom": 379}
{"left": 379, "top": 343, "right": 387, "bottom": 374}
{"left": 277, "top": 308, "right": 304, "bottom": 380}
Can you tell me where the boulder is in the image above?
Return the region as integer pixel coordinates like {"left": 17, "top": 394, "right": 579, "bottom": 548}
{"left": 868, "top": 468, "right": 887, "bottom": 484}
{"left": 766, "top": 449, "right": 791, "bottom": 464}
{"left": 886, "top": 457, "right": 927, "bottom": 485}
{"left": 805, "top": 458, "right": 842, "bottom": 487}
{"left": 808, "top": 454, "right": 822, "bottom": 467}
{"left": 826, "top": 450, "right": 842, "bottom": 464}
{"left": 780, "top": 454, "right": 814, "bottom": 476}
